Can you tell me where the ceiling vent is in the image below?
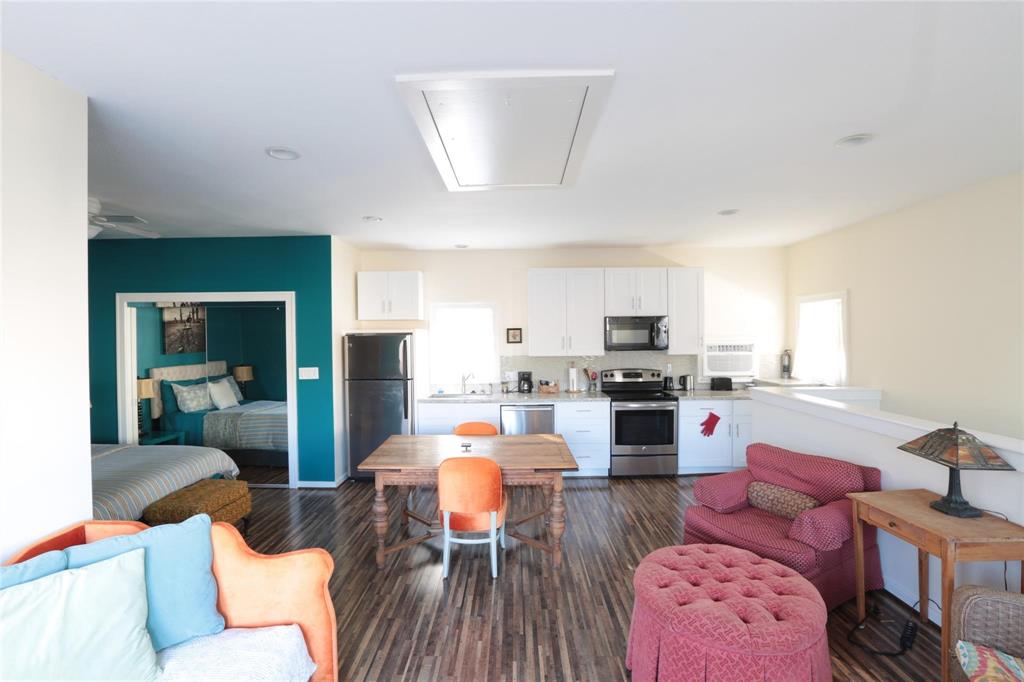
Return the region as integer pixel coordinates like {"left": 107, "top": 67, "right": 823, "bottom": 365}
{"left": 397, "top": 70, "right": 614, "bottom": 191}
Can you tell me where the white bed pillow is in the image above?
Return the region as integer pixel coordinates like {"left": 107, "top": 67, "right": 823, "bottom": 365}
{"left": 171, "top": 382, "right": 213, "bottom": 413}
{"left": 0, "top": 548, "right": 159, "bottom": 681}
{"left": 224, "top": 375, "right": 244, "bottom": 401}
{"left": 209, "top": 379, "right": 240, "bottom": 410}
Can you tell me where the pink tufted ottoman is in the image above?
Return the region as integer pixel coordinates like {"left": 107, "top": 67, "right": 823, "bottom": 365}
{"left": 627, "top": 544, "right": 832, "bottom": 682}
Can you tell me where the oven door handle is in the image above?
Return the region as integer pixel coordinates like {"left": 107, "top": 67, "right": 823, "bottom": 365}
{"left": 612, "top": 402, "right": 678, "bottom": 410}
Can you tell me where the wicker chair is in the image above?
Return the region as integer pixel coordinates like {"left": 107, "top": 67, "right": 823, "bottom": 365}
{"left": 950, "top": 585, "right": 1024, "bottom": 681}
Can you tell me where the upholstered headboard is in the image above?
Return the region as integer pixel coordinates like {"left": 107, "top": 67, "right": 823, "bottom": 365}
{"left": 149, "top": 360, "right": 227, "bottom": 419}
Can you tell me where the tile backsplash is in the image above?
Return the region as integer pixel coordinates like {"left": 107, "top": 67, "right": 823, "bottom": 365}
{"left": 501, "top": 352, "right": 699, "bottom": 389}
{"left": 431, "top": 351, "right": 782, "bottom": 395}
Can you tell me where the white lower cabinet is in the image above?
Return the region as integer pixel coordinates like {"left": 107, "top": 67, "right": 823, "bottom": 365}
{"left": 555, "top": 402, "right": 610, "bottom": 475}
{"left": 677, "top": 400, "right": 751, "bottom": 473}
{"left": 731, "top": 400, "right": 753, "bottom": 467}
{"left": 416, "top": 402, "right": 500, "bottom": 435}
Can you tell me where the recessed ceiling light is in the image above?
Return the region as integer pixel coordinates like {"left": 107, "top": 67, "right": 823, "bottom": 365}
{"left": 834, "top": 133, "right": 875, "bottom": 148}
{"left": 361, "top": 216, "right": 384, "bottom": 223}
{"left": 454, "top": 244, "right": 469, "bottom": 249}
{"left": 265, "top": 146, "right": 301, "bottom": 160}
{"left": 717, "top": 209, "right": 740, "bottom": 216}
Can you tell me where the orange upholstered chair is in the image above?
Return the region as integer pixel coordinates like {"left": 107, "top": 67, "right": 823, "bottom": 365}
{"left": 438, "top": 457, "right": 507, "bottom": 579}
{"left": 6, "top": 520, "right": 338, "bottom": 682}
{"left": 453, "top": 421, "right": 498, "bottom": 436}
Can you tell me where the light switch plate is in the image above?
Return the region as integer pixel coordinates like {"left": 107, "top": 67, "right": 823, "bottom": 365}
{"left": 298, "top": 367, "right": 319, "bottom": 380}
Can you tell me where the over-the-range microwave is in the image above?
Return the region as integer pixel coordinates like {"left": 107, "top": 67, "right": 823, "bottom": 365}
{"left": 604, "top": 316, "right": 669, "bottom": 351}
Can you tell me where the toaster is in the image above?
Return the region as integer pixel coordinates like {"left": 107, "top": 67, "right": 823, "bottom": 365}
{"left": 709, "top": 377, "right": 733, "bottom": 391}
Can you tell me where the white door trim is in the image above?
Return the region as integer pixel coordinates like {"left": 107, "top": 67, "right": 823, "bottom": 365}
{"left": 115, "top": 291, "right": 300, "bottom": 489}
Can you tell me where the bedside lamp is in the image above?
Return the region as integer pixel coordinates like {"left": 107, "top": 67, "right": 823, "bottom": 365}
{"left": 233, "top": 365, "right": 254, "bottom": 397}
{"left": 897, "top": 422, "right": 1014, "bottom": 518}
{"left": 137, "top": 378, "right": 157, "bottom": 438}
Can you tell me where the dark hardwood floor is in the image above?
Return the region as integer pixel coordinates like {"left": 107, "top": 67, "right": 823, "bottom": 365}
{"left": 238, "top": 464, "right": 289, "bottom": 485}
{"left": 244, "top": 477, "right": 942, "bottom": 682}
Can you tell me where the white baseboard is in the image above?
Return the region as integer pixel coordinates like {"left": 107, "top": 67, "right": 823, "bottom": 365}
{"left": 564, "top": 468, "right": 610, "bottom": 477}
{"left": 878, "top": 577, "right": 942, "bottom": 625}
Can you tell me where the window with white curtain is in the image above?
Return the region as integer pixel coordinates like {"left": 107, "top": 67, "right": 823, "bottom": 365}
{"left": 429, "top": 303, "right": 498, "bottom": 387}
{"left": 795, "top": 293, "right": 848, "bottom": 386}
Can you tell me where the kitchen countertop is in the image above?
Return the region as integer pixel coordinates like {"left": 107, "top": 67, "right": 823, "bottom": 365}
{"left": 668, "top": 389, "right": 751, "bottom": 400}
{"left": 420, "top": 389, "right": 751, "bottom": 403}
{"left": 419, "top": 391, "right": 610, "bottom": 404}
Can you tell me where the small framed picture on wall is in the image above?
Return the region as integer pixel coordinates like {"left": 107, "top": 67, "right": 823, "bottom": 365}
{"left": 506, "top": 328, "right": 523, "bottom": 344}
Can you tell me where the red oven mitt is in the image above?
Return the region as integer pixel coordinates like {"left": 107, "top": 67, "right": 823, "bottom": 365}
{"left": 700, "top": 411, "right": 720, "bottom": 437}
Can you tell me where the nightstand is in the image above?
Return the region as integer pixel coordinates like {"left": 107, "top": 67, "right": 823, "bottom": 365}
{"left": 140, "top": 431, "right": 185, "bottom": 446}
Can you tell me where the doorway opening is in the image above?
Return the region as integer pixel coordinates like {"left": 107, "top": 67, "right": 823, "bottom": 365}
{"left": 115, "top": 291, "right": 298, "bottom": 489}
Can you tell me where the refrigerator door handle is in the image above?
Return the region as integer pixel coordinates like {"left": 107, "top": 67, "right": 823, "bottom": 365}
{"left": 399, "top": 336, "right": 409, "bottom": 379}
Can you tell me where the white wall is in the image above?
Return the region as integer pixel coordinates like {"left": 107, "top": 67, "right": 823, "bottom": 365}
{"left": 786, "top": 173, "right": 1024, "bottom": 438}
{"left": 355, "top": 245, "right": 787, "bottom": 364}
{"left": 0, "top": 53, "right": 91, "bottom": 559}
{"left": 752, "top": 389, "right": 1024, "bottom": 624}
{"left": 330, "top": 237, "right": 359, "bottom": 482}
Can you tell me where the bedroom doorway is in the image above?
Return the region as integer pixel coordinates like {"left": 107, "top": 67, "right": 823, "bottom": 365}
{"left": 115, "top": 291, "right": 298, "bottom": 489}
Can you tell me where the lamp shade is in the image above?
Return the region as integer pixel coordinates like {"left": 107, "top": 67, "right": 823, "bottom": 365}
{"left": 897, "top": 422, "right": 1013, "bottom": 471}
{"left": 136, "top": 378, "right": 157, "bottom": 400}
{"left": 233, "top": 365, "right": 254, "bottom": 383}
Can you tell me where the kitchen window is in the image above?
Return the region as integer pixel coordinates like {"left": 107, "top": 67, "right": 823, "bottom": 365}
{"left": 429, "top": 303, "right": 498, "bottom": 387}
{"left": 795, "top": 292, "right": 848, "bottom": 386}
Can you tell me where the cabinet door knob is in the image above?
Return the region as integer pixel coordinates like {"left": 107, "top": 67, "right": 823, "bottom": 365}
{"left": 888, "top": 520, "right": 897, "bottom": 529}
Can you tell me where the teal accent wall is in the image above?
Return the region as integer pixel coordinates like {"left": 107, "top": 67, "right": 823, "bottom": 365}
{"left": 89, "top": 237, "right": 335, "bottom": 482}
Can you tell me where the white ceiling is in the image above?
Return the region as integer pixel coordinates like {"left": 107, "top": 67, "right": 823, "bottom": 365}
{"left": 4, "top": 2, "right": 1021, "bottom": 249}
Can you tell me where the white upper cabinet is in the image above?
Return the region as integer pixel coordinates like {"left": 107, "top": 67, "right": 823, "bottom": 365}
{"left": 604, "top": 268, "right": 637, "bottom": 316}
{"left": 528, "top": 268, "right": 605, "bottom": 357}
{"left": 527, "top": 269, "right": 567, "bottom": 356}
{"left": 564, "top": 268, "right": 605, "bottom": 355}
{"left": 636, "top": 268, "right": 668, "bottom": 315}
{"left": 604, "top": 268, "right": 667, "bottom": 316}
{"left": 668, "top": 267, "right": 704, "bottom": 355}
{"left": 357, "top": 271, "right": 424, "bottom": 321}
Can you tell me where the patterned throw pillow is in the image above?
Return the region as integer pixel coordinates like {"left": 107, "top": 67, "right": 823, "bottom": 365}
{"left": 957, "top": 641, "right": 1024, "bottom": 681}
{"left": 171, "top": 382, "right": 213, "bottom": 413}
{"left": 747, "top": 481, "right": 819, "bottom": 519}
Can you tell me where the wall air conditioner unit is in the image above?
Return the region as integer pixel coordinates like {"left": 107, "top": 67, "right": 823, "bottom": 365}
{"left": 702, "top": 340, "right": 756, "bottom": 378}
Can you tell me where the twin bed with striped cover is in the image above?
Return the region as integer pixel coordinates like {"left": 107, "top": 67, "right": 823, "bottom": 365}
{"left": 91, "top": 444, "right": 239, "bottom": 521}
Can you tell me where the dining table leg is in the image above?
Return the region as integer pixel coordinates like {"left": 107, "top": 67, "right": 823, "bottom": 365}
{"left": 373, "top": 474, "right": 389, "bottom": 569}
{"left": 549, "top": 473, "right": 565, "bottom": 568}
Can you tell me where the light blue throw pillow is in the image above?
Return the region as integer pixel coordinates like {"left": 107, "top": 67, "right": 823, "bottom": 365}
{"left": 0, "top": 550, "right": 68, "bottom": 589}
{"left": 0, "top": 548, "right": 159, "bottom": 680}
{"left": 65, "top": 514, "right": 224, "bottom": 651}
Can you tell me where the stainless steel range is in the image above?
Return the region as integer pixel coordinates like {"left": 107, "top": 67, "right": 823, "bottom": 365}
{"left": 602, "top": 368, "right": 678, "bottom": 476}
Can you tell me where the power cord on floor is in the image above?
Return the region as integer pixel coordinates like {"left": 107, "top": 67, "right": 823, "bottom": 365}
{"left": 846, "top": 602, "right": 919, "bottom": 657}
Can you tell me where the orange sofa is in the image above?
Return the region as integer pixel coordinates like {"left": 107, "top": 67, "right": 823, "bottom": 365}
{"left": 7, "top": 520, "right": 338, "bottom": 682}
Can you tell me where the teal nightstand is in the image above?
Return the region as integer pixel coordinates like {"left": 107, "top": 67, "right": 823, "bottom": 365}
{"left": 140, "top": 431, "right": 185, "bottom": 446}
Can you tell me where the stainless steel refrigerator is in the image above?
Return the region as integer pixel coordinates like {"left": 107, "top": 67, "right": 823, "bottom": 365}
{"left": 344, "top": 333, "right": 414, "bottom": 480}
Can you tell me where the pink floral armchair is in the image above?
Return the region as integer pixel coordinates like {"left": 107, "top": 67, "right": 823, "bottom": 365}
{"left": 684, "top": 442, "right": 884, "bottom": 610}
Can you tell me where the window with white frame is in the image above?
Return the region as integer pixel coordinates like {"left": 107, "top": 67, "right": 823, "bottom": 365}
{"left": 795, "top": 293, "right": 848, "bottom": 386}
{"left": 429, "top": 303, "right": 498, "bottom": 389}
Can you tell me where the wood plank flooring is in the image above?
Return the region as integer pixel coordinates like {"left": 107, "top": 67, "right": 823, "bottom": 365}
{"left": 244, "top": 476, "right": 942, "bottom": 682}
{"left": 238, "top": 464, "right": 289, "bottom": 485}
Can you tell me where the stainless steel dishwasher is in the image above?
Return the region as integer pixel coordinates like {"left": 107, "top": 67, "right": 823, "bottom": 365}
{"left": 500, "top": 404, "right": 555, "bottom": 435}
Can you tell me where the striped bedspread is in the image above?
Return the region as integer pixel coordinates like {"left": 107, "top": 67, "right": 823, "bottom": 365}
{"left": 91, "top": 444, "right": 239, "bottom": 521}
{"left": 202, "top": 400, "right": 288, "bottom": 451}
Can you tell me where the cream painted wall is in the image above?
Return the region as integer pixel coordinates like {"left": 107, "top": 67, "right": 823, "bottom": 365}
{"left": 786, "top": 173, "right": 1024, "bottom": 438}
{"left": 355, "top": 246, "right": 787, "bottom": 363}
{"left": 331, "top": 237, "right": 359, "bottom": 480}
{"left": 0, "top": 54, "right": 91, "bottom": 559}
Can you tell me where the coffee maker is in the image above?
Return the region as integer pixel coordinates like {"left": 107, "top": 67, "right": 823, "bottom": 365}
{"left": 517, "top": 371, "right": 534, "bottom": 393}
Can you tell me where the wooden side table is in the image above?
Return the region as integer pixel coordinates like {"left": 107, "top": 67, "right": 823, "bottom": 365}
{"left": 849, "top": 489, "right": 1024, "bottom": 682}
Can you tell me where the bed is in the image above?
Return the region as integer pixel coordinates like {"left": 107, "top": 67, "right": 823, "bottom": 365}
{"left": 91, "top": 444, "right": 239, "bottom": 521}
{"left": 150, "top": 361, "right": 288, "bottom": 452}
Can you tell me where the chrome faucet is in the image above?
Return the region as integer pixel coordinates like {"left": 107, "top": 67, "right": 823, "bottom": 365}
{"left": 461, "top": 372, "right": 474, "bottom": 395}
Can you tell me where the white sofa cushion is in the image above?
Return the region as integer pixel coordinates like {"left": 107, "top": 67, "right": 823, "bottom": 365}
{"left": 157, "top": 624, "right": 316, "bottom": 681}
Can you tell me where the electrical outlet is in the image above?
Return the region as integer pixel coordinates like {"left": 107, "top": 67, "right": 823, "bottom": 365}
{"left": 298, "top": 367, "right": 319, "bottom": 380}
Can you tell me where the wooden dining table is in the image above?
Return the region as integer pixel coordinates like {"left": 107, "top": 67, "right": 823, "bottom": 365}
{"left": 357, "top": 434, "right": 579, "bottom": 569}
